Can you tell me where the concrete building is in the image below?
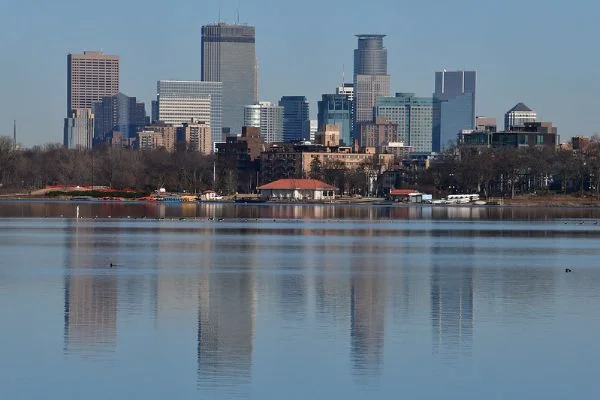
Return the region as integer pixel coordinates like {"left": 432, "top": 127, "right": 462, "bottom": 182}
{"left": 279, "top": 96, "right": 310, "bottom": 142}
{"left": 315, "top": 124, "right": 341, "bottom": 147}
{"left": 244, "top": 102, "right": 283, "bottom": 144}
{"left": 359, "top": 116, "right": 399, "bottom": 149}
{"left": 504, "top": 103, "right": 536, "bottom": 131}
{"left": 64, "top": 109, "right": 94, "bottom": 149}
{"left": 375, "top": 93, "right": 433, "bottom": 152}
{"left": 156, "top": 80, "right": 221, "bottom": 144}
{"left": 176, "top": 119, "right": 212, "bottom": 154}
{"left": 433, "top": 70, "right": 476, "bottom": 151}
{"left": 92, "top": 92, "right": 146, "bottom": 143}
{"left": 67, "top": 51, "right": 119, "bottom": 114}
{"left": 353, "top": 35, "right": 390, "bottom": 126}
{"left": 310, "top": 120, "right": 318, "bottom": 143}
{"left": 202, "top": 23, "right": 257, "bottom": 135}
{"left": 138, "top": 123, "right": 176, "bottom": 152}
{"left": 475, "top": 116, "right": 497, "bottom": 132}
{"left": 317, "top": 93, "right": 352, "bottom": 146}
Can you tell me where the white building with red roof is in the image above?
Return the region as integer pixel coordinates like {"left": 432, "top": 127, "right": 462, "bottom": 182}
{"left": 257, "top": 179, "right": 337, "bottom": 201}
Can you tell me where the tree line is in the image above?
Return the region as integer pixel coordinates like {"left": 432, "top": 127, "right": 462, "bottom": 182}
{"left": 1, "top": 136, "right": 599, "bottom": 198}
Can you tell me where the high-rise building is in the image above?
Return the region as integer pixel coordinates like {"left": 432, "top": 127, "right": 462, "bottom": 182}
{"left": 317, "top": 93, "right": 353, "bottom": 146}
{"left": 310, "top": 120, "right": 318, "bottom": 143}
{"left": 279, "top": 96, "right": 310, "bottom": 142}
{"left": 64, "top": 109, "right": 94, "bottom": 149}
{"left": 375, "top": 93, "right": 433, "bottom": 152}
{"left": 244, "top": 102, "right": 283, "bottom": 144}
{"left": 92, "top": 92, "right": 146, "bottom": 143}
{"left": 337, "top": 83, "right": 354, "bottom": 102}
{"left": 156, "top": 80, "right": 221, "bottom": 144}
{"left": 201, "top": 23, "right": 257, "bottom": 135}
{"left": 359, "top": 116, "right": 399, "bottom": 149}
{"left": 432, "top": 70, "right": 476, "bottom": 151}
{"left": 504, "top": 103, "right": 536, "bottom": 131}
{"left": 353, "top": 35, "right": 390, "bottom": 126}
{"left": 138, "top": 123, "right": 176, "bottom": 152}
{"left": 67, "top": 51, "right": 119, "bottom": 114}
{"left": 315, "top": 124, "right": 341, "bottom": 147}
{"left": 176, "top": 119, "right": 212, "bottom": 154}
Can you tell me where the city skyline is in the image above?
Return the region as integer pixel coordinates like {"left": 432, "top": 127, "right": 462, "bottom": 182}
{"left": 1, "top": 1, "right": 599, "bottom": 146}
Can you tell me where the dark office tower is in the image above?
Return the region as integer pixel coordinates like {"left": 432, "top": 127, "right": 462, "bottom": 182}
{"left": 202, "top": 23, "right": 257, "bottom": 136}
{"left": 353, "top": 35, "right": 390, "bottom": 127}
{"left": 279, "top": 96, "right": 310, "bottom": 142}
{"left": 432, "top": 70, "right": 476, "bottom": 151}
{"left": 92, "top": 93, "right": 146, "bottom": 143}
{"left": 317, "top": 94, "right": 352, "bottom": 146}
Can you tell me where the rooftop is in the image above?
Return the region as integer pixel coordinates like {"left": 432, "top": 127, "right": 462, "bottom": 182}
{"left": 258, "top": 179, "right": 337, "bottom": 191}
{"left": 508, "top": 102, "right": 534, "bottom": 112}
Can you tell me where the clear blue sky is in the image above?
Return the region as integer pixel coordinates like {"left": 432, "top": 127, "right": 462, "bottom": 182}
{"left": 1, "top": 0, "right": 599, "bottom": 147}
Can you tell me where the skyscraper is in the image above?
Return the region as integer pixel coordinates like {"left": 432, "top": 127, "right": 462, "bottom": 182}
{"left": 504, "top": 103, "right": 536, "bottom": 131}
{"left": 375, "top": 93, "right": 433, "bottom": 152}
{"left": 67, "top": 51, "right": 119, "bottom": 114}
{"left": 244, "top": 102, "right": 283, "bottom": 144}
{"left": 353, "top": 35, "right": 390, "bottom": 126}
{"left": 92, "top": 93, "right": 146, "bottom": 143}
{"left": 432, "top": 70, "right": 476, "bottom": 151}
{"left": 202, "top": 23, "right": 257, "bottom": 135}
{"left": 279, "top": 96, "right": 310, "bottom": 142}
{"left": 317, "top": 94, "right": 353, "bottom": 146}
{"left": 65, "top": 51, "right": 119, "bottom": 148}
{"left": 156, "top": 81, "right": 218, "bottom": 142}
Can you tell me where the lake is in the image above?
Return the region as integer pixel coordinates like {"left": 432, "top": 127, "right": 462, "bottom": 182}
{"left": 1, "top": 201, "right": 600, "bottom": 399}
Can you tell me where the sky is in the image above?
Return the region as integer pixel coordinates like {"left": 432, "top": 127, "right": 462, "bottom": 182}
{"left": 1, "top": 0, "right": 599, "bottom": 147}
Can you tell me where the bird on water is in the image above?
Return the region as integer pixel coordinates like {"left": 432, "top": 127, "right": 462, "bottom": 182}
{"left": 565, "top": 268, "right": 572, "bottom": 273}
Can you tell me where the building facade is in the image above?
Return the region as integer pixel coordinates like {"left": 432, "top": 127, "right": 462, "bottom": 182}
{"left": 375, "top": 93, "right": 433, "bottom": 152}
{"left": 176, "top": 119, "right": 212, "bottom": 154}
{"left": 279, "top": 96, "right": 310, "bottom": 142}
{"left": 317, "top": 93, "right": 353, "bottom": 146}
{"left": 201, "top": 23, "right": 257, "bottom": 135}
{"left": 353, "top": 35, "right": 390, "bottom": 126}
{"left": 92, "top": 92, "right": 146, "bottom": 143}
{"left": 315, "top": 125, "right": 341, "bottom": 147}
{"left": 67, "top": 51, "right": 119, "bottom": 114}
{"left": 244, "top": 102, "right": 283, "bottom": 144}
{"left": 64, "top": 109, "right": 94, "bottom": 149}
{"left": 359, "top": 116, "right": 399, "bottom": 149}
{"left": 157, "top": 80, "right": 221, "bottom": 145}
{"left": 138, "top": 123, "right": 176, "bottom": 152}
{"left": 433, "top": 70, "right": 476, "bottom": 151}
{"left": 504, "top": 103, "right": 536, "bottom": 131}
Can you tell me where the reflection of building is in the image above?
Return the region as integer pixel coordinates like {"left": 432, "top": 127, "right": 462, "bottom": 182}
{"left": 64, "top": 222, "right": 117, "bottom": 355}
{"left": 430, "top": 260, "right": 473, "bottom": 357}
{"left": 350, "top": 272, "right": 386, "bottom": 375}
{"left": 197, "top": 272, "right": 256, "bottom": 385}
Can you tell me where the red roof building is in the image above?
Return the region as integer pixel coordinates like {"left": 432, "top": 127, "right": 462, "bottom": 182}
{"left": 257, "top": 179, "right": 337, "bottom": 201}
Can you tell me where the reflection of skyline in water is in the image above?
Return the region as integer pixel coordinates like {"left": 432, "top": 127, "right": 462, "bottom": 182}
{"left": 430, "top": 245, "right": 474, "bottom": 358}
{"left": 63, "top": 220, "right": 118, "bottom": 356}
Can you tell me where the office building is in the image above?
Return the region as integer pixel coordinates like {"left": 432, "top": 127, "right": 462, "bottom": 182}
{"left": 337, "top": 83, "right": 354, "bottom": 102}
{"left": 353, "top": 35, "right": 390, "bottom": 125}
{"left": 138, "top": 123, "right": 176, "bottom": 152}
{"left": 310, "top": 120, "right": 318, "bottom": 143}
{"left": 176, "top": 119, "right": 212, "bottom": 154}
{"left": 504, "top": 103, "right": 536, "bottom": 131}
{"left": 279, "top": 96, "right": 310, "bottom": 142}
{"left": 317, "top": 93, "right": 353, "bottom": 146}
{"left": 64, "top": 109, "right": 94, "bottom": 149}
{"left": 315, "top": 124, "right": 341, "bottom": 147}
{"left": 157, "top": 80, "right": 221, "bottom": 144}
{"left": 359, "top": 116, "right": 399, "bottom": 149}
{"left": 433, "top": 70, "right": 476, "bottom": 151}
{"left": 244, "top": 102, "right": 283, "bottom": 144}
{"left": 92, "top": 92, "right": 146, "bottom": 143}
{"left": 202, "top": 23, "right": 257, "bottom": 135}
{"left": 375, "top": 93, "right": 433, "bottom": 152}
{"left": 67, "top": 51, "right": 119, "bottom": 114}
{"left": 475, "top": 116, "right": 497, "bottom": 132}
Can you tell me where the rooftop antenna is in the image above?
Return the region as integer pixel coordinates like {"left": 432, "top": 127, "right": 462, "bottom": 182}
{"left": 236, "top": 0, "right": 240, "bottom": 24}
{"left": 342, "top": 64, "right": 345, "bottom": 87}
{"left": 218, "top": 5, "right": 221, "bottom": 23}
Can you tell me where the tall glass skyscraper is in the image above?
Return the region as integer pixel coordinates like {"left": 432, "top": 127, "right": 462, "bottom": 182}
{"left": 202, "top": 24, "right": 257, "bottom": 136}
{"left": 156, "top": 80, "right": 222, "bottom": 145}
{"left": 432, "top": 70, "right": 476, "bottom": 151}
{"left": 279, "top": 96, "right": 310, "bottom": 142}
{"left": 243, "top": 102, "right": 283, "bottom": 144}
{"left": 317, "top": 94, "right": 352, "bottom": 146}
{"left": 353, "top": 35, "right": 390, "bottom": 126}
{"left": 375, "top": 93, "right": 433, "bottom": 152}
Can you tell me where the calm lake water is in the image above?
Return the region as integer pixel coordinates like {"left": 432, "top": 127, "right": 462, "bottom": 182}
{"left": 1, "top": 201, "right": 600, "bottom": 399}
